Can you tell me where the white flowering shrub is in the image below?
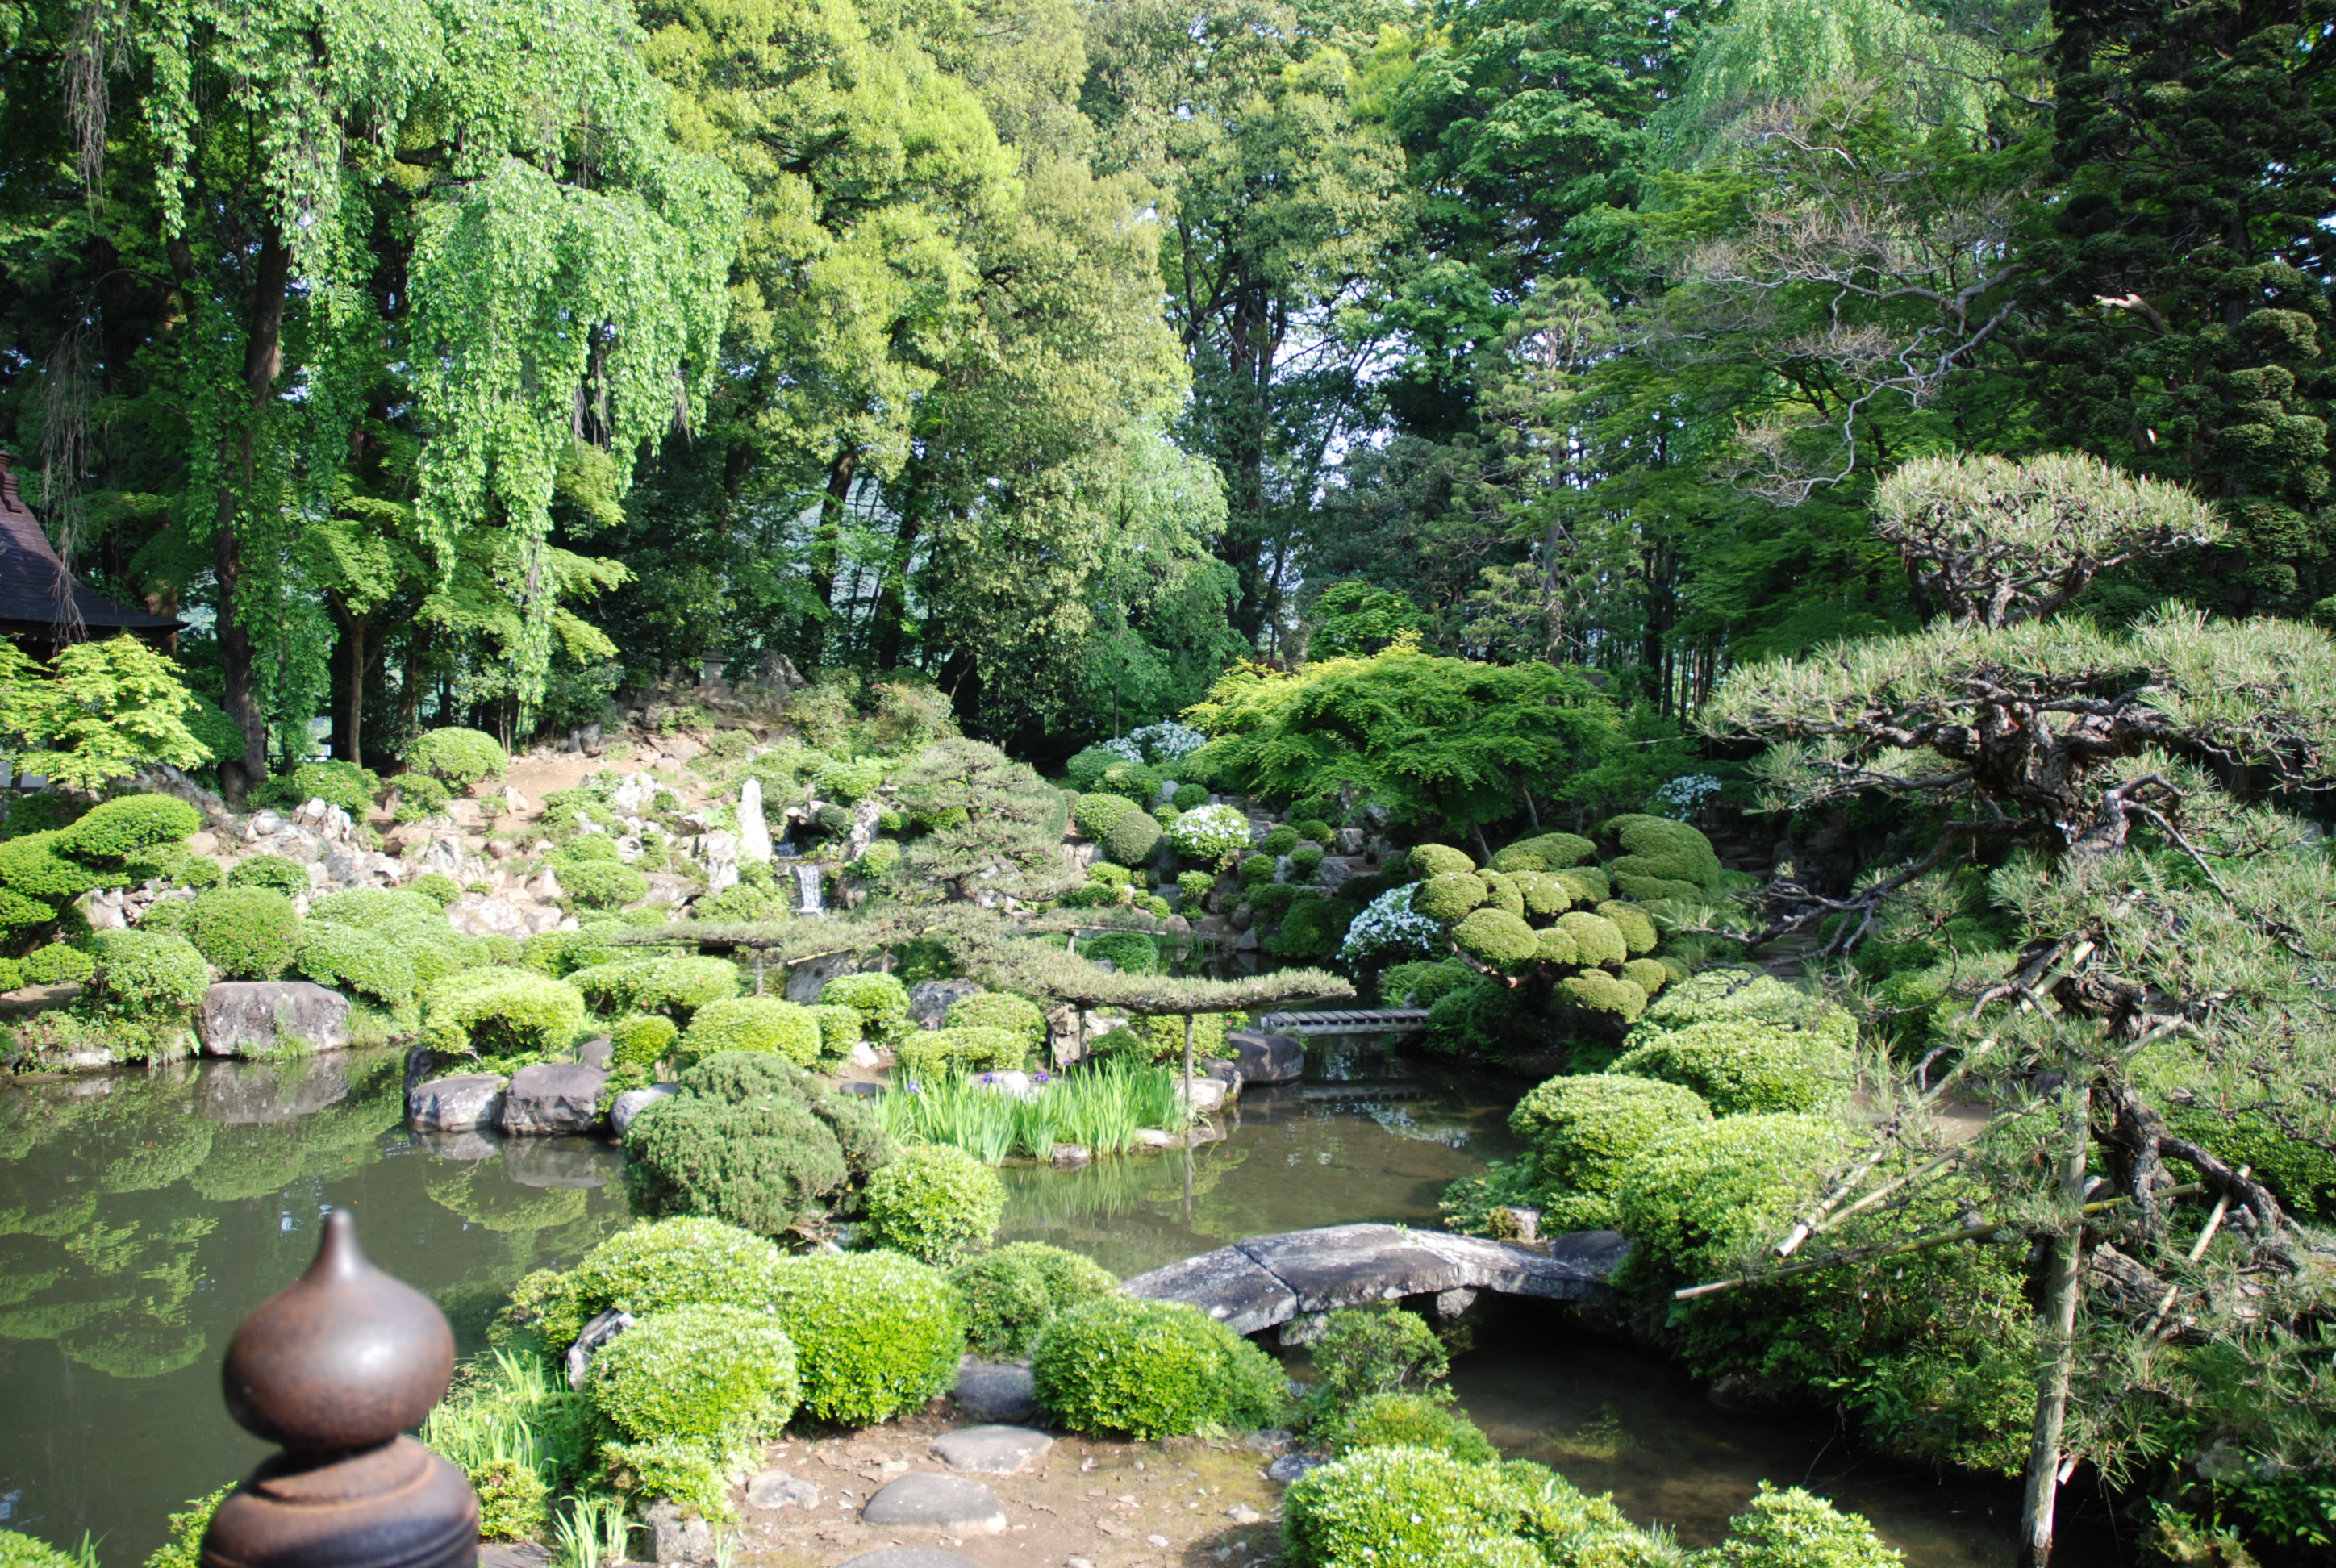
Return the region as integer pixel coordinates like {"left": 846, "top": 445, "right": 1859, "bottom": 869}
{"left": 1099, "top": 736, "right": 1144, "bottom": 764}
{"left": 1651, "top": 774, "right": 1723, "bottom": 819}
{"left": 1128, "top": 721, "right": 1207, "bottom": 764}
{"left": 1165, "top": 803, "right": 1253, "bottom": 866}
{"left": 1338, "top": 883, "right": 1445, "bottom": 961}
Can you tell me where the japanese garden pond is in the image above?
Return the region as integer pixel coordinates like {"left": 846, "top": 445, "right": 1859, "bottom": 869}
{"left": 0, "top": 1042, "right": 2051, "bottom": 1568}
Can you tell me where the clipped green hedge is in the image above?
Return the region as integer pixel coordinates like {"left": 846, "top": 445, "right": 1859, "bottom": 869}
{"left": 407, "top": 727, "right": 507, "bottom": 788}
{"left": 1616, "top": 1112, "right": 1857, "bottom": 1287}
{"left": 526, "top": 1216, "right": 787, "bottom": 1348}
{"left": 1074, "top": 792, "right": 1141, "bottom": 840}
{"left": 421, "top": 970, "right": 586, "bottom": 1060}
{"left": 560, "top": 860, "right": 648, "bottom": 910}
{"left": 1508, "top": 1074, "right": 1712, "bottom": 1231}
{"left": 803, "top": 1003, "right": 861, "bottom": 1061}
{"left": 59, "top": 794, "right": 201, "bottom": 859}
{"left": 858, "top": 1145, "right": 1006, "bottom": 1266}
{"left": 1101, "top": 808, "right": 1164, "bottom": 867}
{"left": 0, "top": 831, "right": 102, "bottom": 903}
{"left": 1325, "top": 1392, "right": 1497, "bottom": 1465}
{"left": 586, "top": 1304, "right": 799, "bottom": 1446}
{"left": 227, "top": 853, "right": 310, "bottom": 897}
{"left": 948, "top": 1242, "right": 1118, "bottom": 1360}
{"left": 297, "top": 923, "right": 417, "bottom": 1009}
{"left": 894, "top": 1024, "right": 1026, "bottom": 1081}
{"left": 611, "top": 1013, "right": 680, "bottom": 1070}
{"left": 1612, "top": 1017, "right": 1854, "bottom": 1115}
{"left": 945, "top": 990, "right": 1046, "bottom": 1048}
{"left": 1032, "top": 1295, "right": 1287, "bottom": 1438}
{"left": 820, "top": 972, "right": 911, "bottom": 1043}
{"left": 765, "top": 1252, "right": 966, "bottom": 1425}
{"left": 23, "top": 942, "right": 95, "bottom": 986}
{"left": 677, "top": 996, "right": 823, "bottom": 1067}
{"left": 308, "top": 887, "right": 447, "bottom": 929}
{"left": 184, "top": 886, "right": 302, "bottom": 979}
{"left": 88, "top": 928, "right": 211, "bottom": 1016}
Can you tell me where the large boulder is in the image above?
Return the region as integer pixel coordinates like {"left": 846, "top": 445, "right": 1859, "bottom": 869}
{"left": 410, "top": 1074, "right": 508, "bottom": 1134}
{"left": 1224, "top": 1030, "right": 1304, "bottom": 1085}
{"left": 908, "top": 978, "right": 981, "bottom": 1028}
{"left": 611, "top": 1082, "right": 679, "bottom": 1136}
{"left": 200, "top": 981, "right": 354, "bottom": 1057}
{"left": 498, "top": 1061, "right": 609, "bottom": 1136}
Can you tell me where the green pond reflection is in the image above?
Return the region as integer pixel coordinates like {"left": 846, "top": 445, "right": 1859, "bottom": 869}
{"left": 0, "top": 1052, "right": 634, "bottom": 1566}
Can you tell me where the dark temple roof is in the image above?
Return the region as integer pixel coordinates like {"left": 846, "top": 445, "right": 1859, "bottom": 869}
{"left": 0, "top": 456, "right": 183, "bottom": 638}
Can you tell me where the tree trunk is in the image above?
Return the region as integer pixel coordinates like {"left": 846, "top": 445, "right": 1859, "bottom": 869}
{"left": 872, "top": 483, "right": 925, "bottom": 673}
{"left": 211, "top": 220, "right": 293, "bottom": 803}
{"left": 326, "top": 594, "right": 367, "bottom": 769}
{"left": 2018, "top": 1082, "right": 2092, "bottom": 1567}
{"left": 803, "top": 446, "right": 859, "bottom": 670}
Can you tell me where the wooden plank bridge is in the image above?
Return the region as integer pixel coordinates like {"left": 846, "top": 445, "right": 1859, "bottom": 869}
{"left": 1252, "top": 1007, "right": 1430, "bottom": 1035}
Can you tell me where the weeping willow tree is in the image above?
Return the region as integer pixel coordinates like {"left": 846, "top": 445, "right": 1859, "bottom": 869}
{"left": 47, "top": 0, "right": 736, "bottom": 792}
{"left": 1704, "top": 452, "right": 2336, "bottom": 1565}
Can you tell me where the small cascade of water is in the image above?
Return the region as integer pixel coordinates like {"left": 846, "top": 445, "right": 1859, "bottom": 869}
{"left": 794, "top": 863, "right": 827, "bottom": 915}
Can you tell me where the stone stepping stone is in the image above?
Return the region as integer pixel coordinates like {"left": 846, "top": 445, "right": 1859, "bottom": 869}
{"left": 928, "top": 1424, "right": 1052, "bottom": 1475}
{"left": 833, "top": 1551, "right": 986, "bottom": 1568}
{"left": 951, "top": 1357, "right": 1037, "bottom": 1422}
{"left": 859, "top": 1472, "right": 1007, "bottom": 1535}
{"left": 745, "top": 1468, "right": 818, "bottom": 1510}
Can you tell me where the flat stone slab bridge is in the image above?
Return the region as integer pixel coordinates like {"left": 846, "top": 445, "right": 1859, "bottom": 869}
{"left": 1254, "top": 1007, "right": 1431, "bottom": 1035}
{"left": 1121, "top": 1222, "right": 1630, "bottom": 1337}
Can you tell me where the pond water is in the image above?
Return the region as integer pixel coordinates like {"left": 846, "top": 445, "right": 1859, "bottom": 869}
{"left": 0, "top": 1053, "right": 636, "bottom": 1566}
{"left": 0, "top": 1038, "right": 2054, "bottom": 1568}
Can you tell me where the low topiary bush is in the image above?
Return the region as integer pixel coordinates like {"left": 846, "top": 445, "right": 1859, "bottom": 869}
{"left": 407, "top": 726, "right": 507, "bottom": 788}
{"left": 765, "top": 1251, "right": 966, "bottom": 1425}
{"left": 1074, "top": 791, "right": 1141, "bottom": 840}
{"left": 1596, "top": 899, "right": 1659, "bottom": 955}
{"left": 1165, "top": 802, "right": 1251, "bottom": 866}
{"left": 0, "top": 831, "right": 102, "bottom": 907}
{"left": 87, "top": 928, "right": 210, "bottom": 1015}
{"left": 183, "top": 886, "right": 302, "bottom": 978}
{"left": 620, "top": 1054, "right": 889, "bottom": 1236}
{"left": 58, "top": 794, "right": 201, "bottom": 860}
{"left": 256, "top": 760, "right": 380, "bottom": 818}
{"left": 390, "top": 773, "right": 453, "bottom": 821}
{"left": 611, "top": 1013, "right": 680, "bottom": 1071}
{"left": 945, "top": 990, "right": 1046, "bottom": 1049}
{"left": 1716, "top": 1483, "right": 1907, "bottom": 1568}
{"left": 22, "top": 942, "right": 95, "bottom": 986}
{"left": 1257, "top": 825, "right": 1299, "bottom": 857}
{"left": 948, "top": 1242, "right": 1118, "bottom": 1359}
{"left": 1307, "top": 1306, "right": 1450, "bottom": 1407}
{"left": 1612, "top": 1019, "right": 1854, "bottom": 1115}
{"left": 410, "top": 872, "right": 462, "bottom": 907}
{"left": 520, "top": 1216, "right": 788, "bottom": 1348}
{"left": 1172, "top": 783, "right": 1208, "bottom": 811}
{"left": 1411, "top": 872, "right": 1487, "bottom": 923}
{"left": 421, "top": 969, "right": 587, "bottom": 1061}
{"left": 1079, "top": 930, "right": 1161, "bottom": 974}
{"left": 1508, "top": 1074, "right": 1712, "bottom": 1230}
{"left": 820, "top": 972, "right": 911, "bottom": 1043}
{"left": 858, "top": 1144, "right": 1006, "bottom": 1265}
{"left": 586, "top": 1304, "right": 799, "bottom": 1445}
{"left": 1616, "top": 1112, "right": 1857, "bottom": 1288}
{"left": 1408, "top": 843, "right": 1475, "bottom": 878}
{"left": 1555, "top": 969, "right": 1649, "bottom": 1024}
{"left": 1174, "top": 869, "right": 1213, "bottom": 907}
{"left": 677, "top": 996, "right": 823, "bottom": 1067}
{"left": 1101, "top": 808, "right": 1164, "bottom": 868}
{"left": 1634, "top": 967, "right": 1857, "bottom": 1048}
{"left": 803, "top": 1003, "right": 861, "bottom": 1061}
{"left": 1239, "top": 852, "right": 1275, "bottom": 887}
{"left": 308, "top": 887, "right": 446, "bottom": 929}
{"left": 1325, "top": 1392, "right": 1498, "bottom": 1464}
{"left": 624, "top": 956, "right": 743, "bottom": 1019}
{"left": 1453, "top": 907, "right": 1538, "bottom": 968}
{"left": 1283, "top": 1447, "right": 1520, "bottom": 1566}
{"left": 227, "top": 853, "right": 311, "bottom": 897}
{"left": 1378, "top": 957, "right": 1475, "bottom": 1008}
{"left": 560, "top": 860, "right": 648, "bottom": 910}
{"left": 295, "top": 923, "right": 417, "bottom": 1009}
{"left": 1032, "top": 1295, "right": 1287, "bottom": 1438}
{"left": 894, "top": 1025, "right": 1027, "bottom": 1081}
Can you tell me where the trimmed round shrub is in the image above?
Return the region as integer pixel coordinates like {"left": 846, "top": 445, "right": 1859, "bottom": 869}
{"left": 948, "top": 1242, "right": 1118, "bottom": 1359}
{"left": 88, "top": 928, "right": 210, "bottom": 1015}
{"left": 1408, "top": 844, "right": 1476, "bottom": 879}
{"left": 1616, "top": 1112, "right": 1858, "bottom": 1285}
{"left": 1327, "top": 1392, "right": 1498, "bottom": 1464}
{"left": 1612, "top": 1018, "right": 1854, "bottom": 1114}
{"left": 1294, "top": 818, "right": 1333, "bottom": 844}
{"left": 1453, "top": 907, "right": 1539, "bottom": 967}
{"left": 820, "top": 972, "right": 911, "bottom": 1043}
{"left": 856, "top": 839, "right": 901, "bottom": 878}
{"left": 1412, "top": 872, "right": 1487, "bottom": 923}
{"left": 537, "top": 1216, "right": 787, "bottom": 1347}
{"left": 296, "top": 923, "right": 417, "bottom": 1009}
{"left": 1477, "top": 869, "right": 1525, "bottom": 917}
{"left": 59, "top": 794, "right": 201, "bottom": 859}
{"left": 390, "top": 772, "right": 453, "bottom": 821}
{"left": 421, "top": 970, "right": 587, "bottom": 1059}
{"left": 1635, "top": 968, "right": 1859, "bottom": 1050}
{"left": 1309, "top": 1306, "right": 1448, "bottom": 1404}
{"left": 410, "top": 872, "right": 462, "bottom": 907}
{"left": 630, "top": 956, "right": 742, "bottom": 1017}
{"left": 1596, "top": 900, "right": 1659, "bottom": 954}
{"left": 1032, "top": 1296, "right": 1287, "bottom": 1438}
{"left": 611, "top": 1013, "right": 681, "bottom": 1070}
{"left": 1291, "top": 845, "right": 1326, "bottom": 878}
{"left": 624, "top": 1090, "right": 850, "bottom": 1236}
{"left": 587, "top": 1304, "right": 799, "bottom": 1445}
{"left": 1266, "top": 894, "right": 1352, "bottom": 959}
{"left": 1508, "top": 869, "right": 1571, "bottom": 917}
{"left": 1619, "top": 957, "right": 1672, "bottom": 998}
{"left": 560, "top": 860, "right": 648, "bottom": 910}
{"left": 1074, "top": 791, "right": 1141, "bottom": 840}
{"left": 0, "top": 831, "right": 101, "bottom": 901}
{"left": 765, "top": 1252, "right": 966, "bottom": 1425}
{"left": 1556, "top": 970, "right": 1647, "bottom": 1022}
{"left": 1239, "top": 852, "right": 1275, "bottom": 887}
{"left": 1283, "top": 1447, "right": 1520, "bottom": 1566}
{"left": 859, "top": 1144, "right": 1007, "bottom": 1265}
{"left": 169, "top": 854, "right": 223, "bottom": 890}
{"left": 0, "top": 956, "right": 23, "bottom": 991}
{"left": 1554, "top": 865, "right": 1611, "bottom": 904}
{"left": 184, "top": 886, "right": 302, "bottom": 978}
{"left": 1379, "top": 957, "right": 1475, "bottom": 1008}
{"left": 894, "top": 1025, "right": 1027, "bottom": 1082}
{"left": 1165, "top": 802, "right": 1251, "bottom": 865}
{"left": 945, "top": 990, "right": 1046, "bottom": 1048}
{"left": 1174, "top": 869, "right": 1214, "bottom": 907}
{"left": 1079, "top": 930, "right": 1161, "bottom": 974}
{"left": 1510, "top": 1074, "right": 1712, "bottom": 1228}
{"left": 1489, "top": 832, "right": 1596, "bottom": 873}
{"left": 227, "top": 854, "right": 310, "bottom": 897}
{"left": 803, "top": 1003, "right": 861, "bottom": 1061}
{"left": 1172, "top": 783, "right": 1208, "bottom": 811}
{"left": 1606, "top": 814, "right": 1724, "bottom": 880}
{"left": 678, "top": 996, "right": 823, "bottom": 1067}
{"left": 257, "top": 760, "right": 380, "bottom": 817}
{"left": 1534, "top": 924, "right": 1579, "bottom": 965}
{"left": 22, "top": 942, "right": 96, "bottom": 986}
{"left": 308, "top": 887, "right": 447, "bottom": 930}
{"left": 1720, "top": 1483, "right": 1905, "bottom": 1568}
{"left": 407, "top": 726, "right": 507, "bottom": 788}
{"left": 1555, "top": 911, "right": 1628, "bottom": 968}
{"left": 1101, "top": 808, "right": 1164, "bottom": 868}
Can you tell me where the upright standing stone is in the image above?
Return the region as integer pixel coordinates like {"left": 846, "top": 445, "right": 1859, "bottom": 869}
{"left": 738, "top": 778, "right": 773, "bottom": 865}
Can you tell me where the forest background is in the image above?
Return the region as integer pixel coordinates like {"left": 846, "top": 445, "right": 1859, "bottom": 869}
{"left": 7, "top": 0, "right": 2328, "bottom": 790}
